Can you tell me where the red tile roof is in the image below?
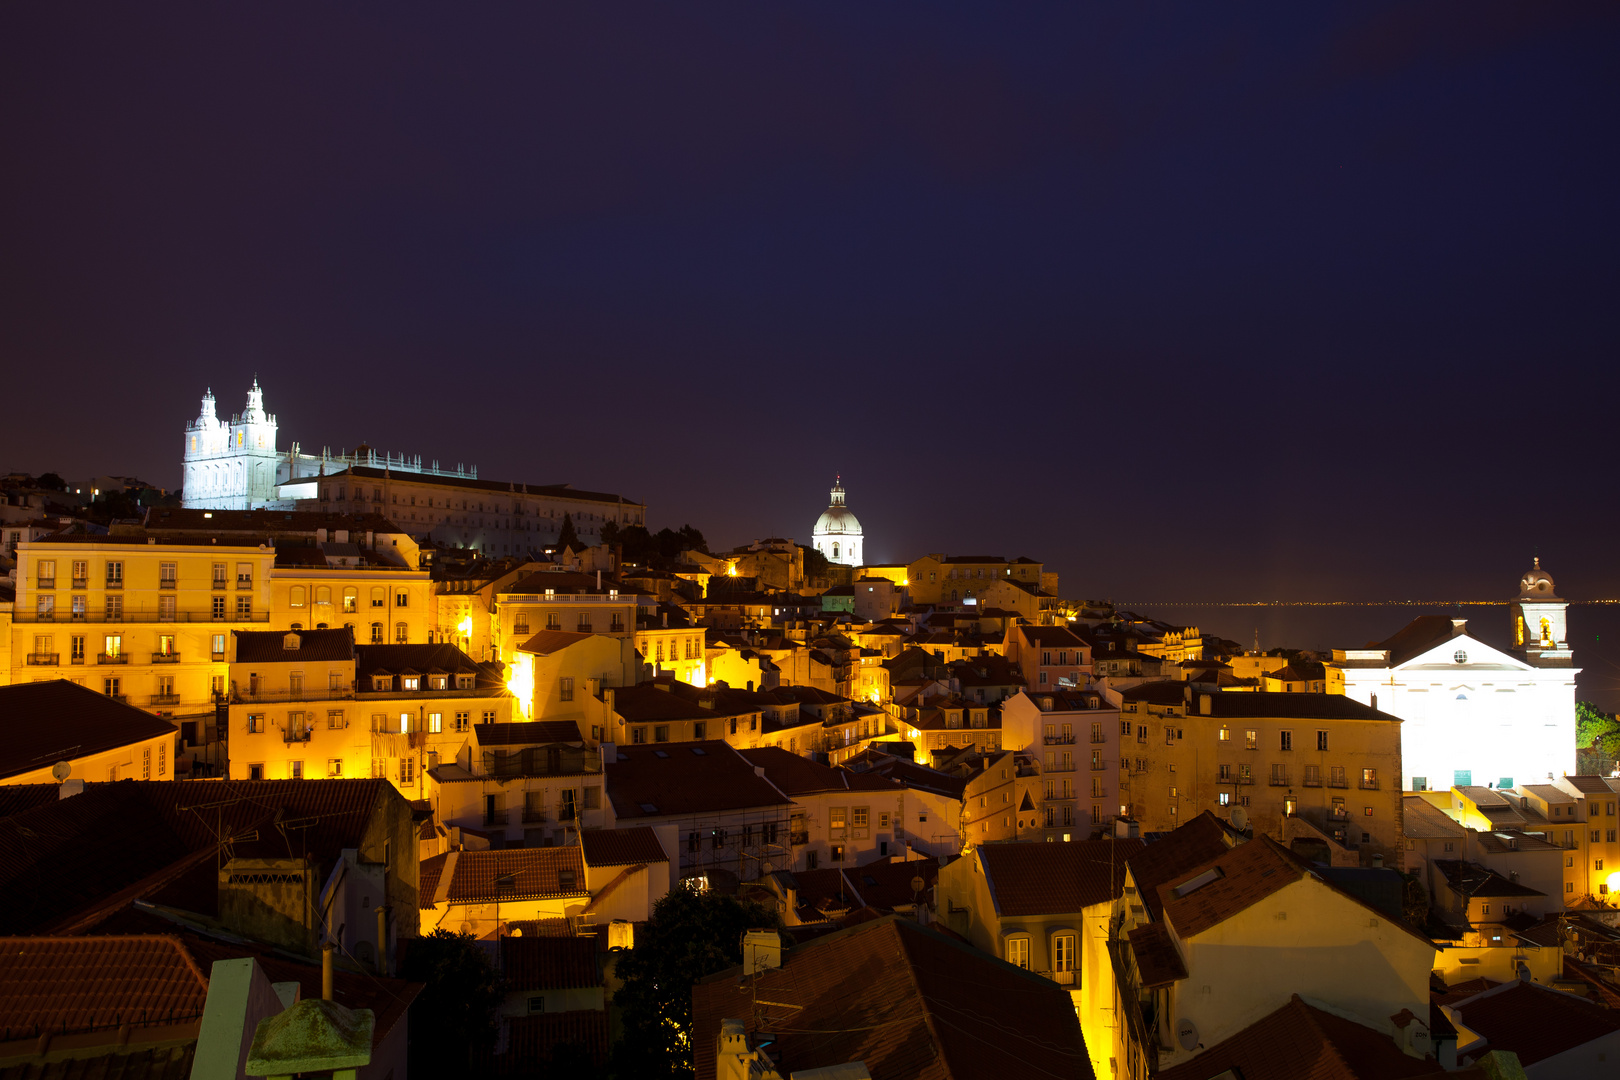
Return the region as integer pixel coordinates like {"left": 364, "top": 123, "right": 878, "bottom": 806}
{"left": 605, "top": 741, "right": 791, "bottom": 819}
{"left": 1453, "top": 980, "right": 1620, "bottom": 1067}
{"left": 1159, "top": 835, "right": 1310, "bottom": 939}
{"left": 500, "top": 936, "right": 601, "bottom": 990}
{"left": 579, "top": 826, "right": 668, "bottom": 867}
{"left": 1125, "top": 811, "right": 1237, "bottom": 921}
{"left": 978, "top": 838, "right": 1145, "bottom": 917}
{"left": 737, "top": 746, "right": 902, "bottom": 796}
{"left": 1157, "top": 995, "right": 1443, "bottom": 1080}
{"left": 499, "top": 1009, "right": 610, "bottom": 1070}
{"left": 609, "top": 684, "right": 723, "bottom": 723}
{"left": 476, "top": 720, "right": 585, "bottom": 746}
{"left": 516, "top": 629, "right": 594, "bottom": 656}
{"left": 0, "top": 935, "right": 210, "bottom": 1035}
{"left": 0, "top": 681, "right": 177, "bottom": 781}
{"left": 233, "top": 628, "right": 355, "bottom": 664}
{"left": 692, "top": 916, "right": 1093, "bottom": 1080}
{"left": 421, "top": 848, "right": 587, "bottom": 904}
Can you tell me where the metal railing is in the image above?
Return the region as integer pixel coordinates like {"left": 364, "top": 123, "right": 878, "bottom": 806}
{"left": 71, "top": 578, "right": 87, "bottom": 590}
{"left": 1049, "top": 970, "right": 1075, "bottom": 986}
{"left": 1270, "top": 776, "right": 1291, "bottom": 787}
{"left": 283, "top": 728, "right": 313, "bottom": 743}
{"left": 37, "top": 578, "right": 55, "bottom": 590}
{"left": 151, "top": 694, "right": 181, "bottom": 706}
{"left": 152, "top": 652, "right": 181, "bottom": 664}
{"left": 1043, "top": 733, "right": 1076, "bottom": 745}
{"left": 1327, "top": 778, "right": 1348, "bottom": 788}
{"left": 14, "top": 610, "right": 269, "bottom": 624}
{"left": 1303, "top": 776, "right": 1322, "bottom": 787}
{"left": 789, "top": 831, "right": 810, "bottom": 846}
{"left": 484, "top": 811, "right": 508, "bottom": 827}
{"left": 232, "top": 688, "right": 354, "bottom": 704}
{"left": 97, "top": 653, "right": 128, "bottom": 665}
{"left": 1045, "top": 762, "right": 1076, "bottom": 773}
{"left": 1359, "top": 778, "right": 1379, "bottom": 790}
{"left": 1234, "top": 776, "right": 1254, "bottom": 785}
{"left": 25, "top": 653, "right": 58, "bottom": 666}
{"left": 522, "top": 808, "right": 546, "bottom": 824}
{"left": 160, "top": 580, "right": 176, "bottom": 589}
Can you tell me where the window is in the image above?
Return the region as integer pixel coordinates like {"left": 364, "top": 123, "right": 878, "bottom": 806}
{"left": 36, "top": 595, "right": 54, "bottom": 620}
{"left": 1219, "top": 726, "right": 1230, "bottom": 742}
{"left": 72, "top": 560, "right": 87, "bottom": 587}
{"left": 370, "top": 587, "right": 386, "bottom": 609}
{"left": 158, "top": 561, "right": 176, "bottom": 588}
{"left": 830, "top": 844, "right": 845, "bottom": 863}
{"left": 653, "top": 725, "right": 669, "bottom": 742}
{"left": 1567, "top": 882, "right": 1575, "bottom": 893}
{"left": 1411, "top": 776, "right": 1427, "bottom": 791}
{"left": 290, "top": 585, "right": 306, "bottom": 608}
{"left": 395, "top": 589, "right": 409, "bottom": 608}
{"left": 394, "top": 622, "right": 408, "bottom": 643}
{"left": 1362, "top": 768, "right": 1378, "bottom": 789}
{"left": 104, "top": 677, "right": 121, "bottom": 698}
{"left": 1219, "top": 792, "right": 1231, "bottom": 806}
{"left": 1279, "top": 731, "right": 1292, "bottom": 751}
{"left": 105, "top": 594, "right": 123, "bottom": 620}
{"left": 104, "top": 634, "right": 123, "bottom": 658}
{"left": 106, "top": 561, "right": 123, "bottom": 587}
{"left": 71, "top": 595, "right": 85, "bottom": 620}
{"left": 693, "top": 721, "right": 706, "bottom": 740}
{"left": 236, "top": 563, "right": 253, "bottom": 588}
{"left": 1304, "top": 764, "right": 1320, "bottom": 786}
{"left": 248, "top": 764, "right": 264, "bottom": 781}
{"left": 236, "top": 596, "right": 253, "bottom": 618}
{"left": 1219, "top": 764, "right": 1231, "bottom": 781}
{"left": 455, "top": 711, "right": 470, "bottom": 732}
{"left": 1245, "top": 730, "right": 1257, "bottom": 749}
{"left": 212, "top": 595, "right": 226, "bottom": 620}
{"left": 428, "top": 712, "right": 443, "bottom": 733}
{"left": 246, "top": 714, "right": 264, "bottom": 733}
{"left": 1004, "top": 937, "right": 1030, "bottom": 969}
{"left": 328, "top": 759, "right": 343, "bottom": 777}
{"left": 400, "top": 758, "right": 415, "bottom": 785}
{"left": 560, "top": 677, "right": 574, "bottom": 702}
{"left": 328, "top": 710, "right": 345, "bottom": 729}
{"left": 71, "top": 635, "right": 85, "bottom": 662}
{"left": 343, "top": 588, "right": 358, "bottom": 613}
{"left": 370, "top": 623, "right": 383, "bottom": 644}
{"left": 1317, "top": 730, "right": 1329, "bottom": 751}
{"left": 1053, "top": 933, "right": 1076, "bottom": 974}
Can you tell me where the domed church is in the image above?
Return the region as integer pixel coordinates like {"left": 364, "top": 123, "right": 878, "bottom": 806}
{"left": 812, "top": 477, "right": 863, "bottom": 567}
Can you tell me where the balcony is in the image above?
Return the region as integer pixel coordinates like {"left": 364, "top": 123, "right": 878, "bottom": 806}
{"left": 152, "top": 652, "right": 181, "bottom": 664}
{"left": 97, "top": 653, "right": 129, "bottom": 665}
{"left": 212, "top": 580, "right": 227, "bottom": 591}
{"left": 1049, "top": 970, "right": 1076, "bottom": 987}
{"left": 105, "top": 580, "right": 122, "bottom": 590}
{"left": 557, "top": 805, "right": 578, "bottom": 823}
{"left": 36, "top": 578, "right": 55, "bottom": 590}
{"left": 1269, "top": 776, "right": 1291, "bottom": 787}
{"left": 160, "top": 580, "right": 176, "bottom": 590}
{"left": 1043, "top": 733, "right": 1076, "bottom": 745}
{"left": 1359, "top": 779, "right": 1380, "bottom": 791}
{"left": 1091, "top": 735, "right": 1107, "bottom": 745}
{"left": 237, "top": 579, "right": 253, "bottom": 590}
{"left": 1327, "top": 778, "right": 1349, "bottom": 789}
{"left": 25, "top": 653, "right": 58, "bottom": 666}
{"left": 1234, "top": 776, "right": 1254, "bottom": 786}
{"left": 283, "top": 728, "right": 313, "bottom": 744}
{"left": 71, "top": 578, "right": 88, "bottom": 590}
{"left": 522, "top": 807, "right": 547, "bottom": 824}
{"left": 483, "top": 810, "right": 509, "bottom": 827}
{"left": 513, "top": 624, "right": 531, "bottom": 636}
{"left": 14, "top": 610, "right": 269, "bottom": 625}
{"left": 1303, "top": 776, "right": 1322, "bottom": 787}
{"left": 151, "top": 694, "right": 181, "bottom": 707}
{"left": 789, "top": 831, "right": 810, "bottom": 846}
{"left": 1045, "top": 762, "right": 1076, "bottom": 773}
{"left": 231, "top": 688, "right": 355, "bottom": 704}
{"left": 108, "top": 694, "right": 128, "bottom": 704}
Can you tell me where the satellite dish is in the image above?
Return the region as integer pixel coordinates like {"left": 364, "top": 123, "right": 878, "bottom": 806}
{"left": 1177, "top": 1018, "right": 1199, "bottom": 1051}
{"left": 1230, "top": 805, "right": 1248, "bottom": 831}
{"left": 51, "top": 761, "right": 71, "bottom": 782}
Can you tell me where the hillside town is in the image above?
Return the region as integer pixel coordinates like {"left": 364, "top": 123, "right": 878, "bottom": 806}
{"left": 0, "top": 384, "right": 1617, "bottom": 1079}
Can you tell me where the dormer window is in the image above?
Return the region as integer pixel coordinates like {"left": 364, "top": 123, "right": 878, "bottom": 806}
{"left": 456, "top": 674, "right": 475, "bottom": 690}
{"left": 282, "top": 632, "right": 301, "bottom": 651}
{"left": 402, "top": 676, "right": 420, "bottom": 691}
{"left": 372, "top": 675, "right": 392, "bottom": 691}
{"left": 431, "top": 675, "right": 448, "bottom": 690}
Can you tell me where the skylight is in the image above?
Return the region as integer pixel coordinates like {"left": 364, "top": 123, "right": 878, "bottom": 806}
{"left": 1172, "top": 866, "right": 1225, "bottom": 898}
{"left": 638, "top": 803, "right": 659, "bottom": 814}
{"left": 691, "top": 747, "right": 707, "bottom": 756}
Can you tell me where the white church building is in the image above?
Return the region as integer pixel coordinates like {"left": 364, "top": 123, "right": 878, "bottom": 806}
{"left": 812, "top": 477, "right": 863, "bottom": 567}
{"left": 1333, "top": 559, "right": 1578, "bottom": 793}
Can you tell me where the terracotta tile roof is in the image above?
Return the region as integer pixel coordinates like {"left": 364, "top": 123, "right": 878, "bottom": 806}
{"left": 233, "top": 628, "right": 355, "bottom": 663}
{"left": 0, "top": 681, "right": 178, "bottom": 781}
{"left": 1015, "top": 625, "right": 1089, "bottom": 648}
{"left": 691, "top": 916, "right": 1093, "bottom": 1080}
{"left": 1125, "top": 811, "right": 1237, "bottom": 921}
{"left": 1561, "top": 956, "right": 1620, "bottom": 1008}
{"left": 605, "top": 741, "right": 791, "bottom": 819}
{"left": 1452, "top": 980, "right": 1620, "bottom": 1067}
{"left": 1401, "top": 797, "right": 1466, "bottom": 838}
{"left": 500, "top": 935, "right": 600, "bottom": 990}
{"left": 609, "top": 684, "right": 723, "bottom": 723}
{"left": 0, "top": 782, "right": 61, "bottom": 819}
{"left": 1433, "top": 860, "right": 1546, "bottom": 899}
{"left": 421, "top": 848, "right": 587, "bottom": 904}
{"left": 1157, "top": 994, "right": 1443, "bottom": 1080}
{"left": 499, "top": 1009, "right": 610, "bottom": 1070}
{"left": 0, "top": 935, "right": 210, "bottom": 1035}
{"left": 1368, "top": 615, "right": 1461, "bottom": 666}
{"left": 738, "top": 746, "right": 902, "bottom": 796}
{"left": 476, "top": 720, "right": 585, "bottom": 746}
{"left": 791, "top": 858, "right": 949, "bottom": 914}
{"left": 1126, "top": 921, "right": 1187, "bottom": 988}
{"left": 17, "top": 1046, "right": 198, "bottom": 1077}
{"left": 1559, "top": 774, "right": 1615, "bottom": 795}
{"left": 978, "top": 838, "right": 1145, "bottom": 917}
{"left": 1159, "top": 834, "right": 1309, "bottom": 939}
{"left": 1433, "top": 977, "right": 1500, "bottom": 1006}
{"left": 356, "top": 643, "right": 499, "bottom": 684}
{"left": 579, "top": 826, "right": 668, "bottom": 867}
{"left": 516, "top": 629, "right": 594, "bottom": 655}
{"left": 1200, "top": 693, "right": 1394, "bottom": 721}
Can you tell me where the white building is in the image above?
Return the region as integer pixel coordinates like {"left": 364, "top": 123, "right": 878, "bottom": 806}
{"left": 1332, "top": 560, "right": 1578, "bottom": 793}
{"left": 182, "top": 382, "right": 280, "bottom": 509}
{"left": 811, "top": 477, "right": 862, "bottom": 568}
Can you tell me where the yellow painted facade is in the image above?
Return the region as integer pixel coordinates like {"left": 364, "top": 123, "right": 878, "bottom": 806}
{"left": 270, "top": 567, "right": 432, "bottom": 644}
{"left": 4, "top": 727, "right": 178, "bottom": 785}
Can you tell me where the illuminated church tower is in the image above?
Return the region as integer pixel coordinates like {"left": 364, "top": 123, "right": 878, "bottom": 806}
{"left": 812, "top": 477, "right": 863, "bottom": 567}
{"left": 182, "top": 380, "right": 281, "bottom": 509}
{"left": 1510, "top": 557, "right": 1573, "bottom": 667}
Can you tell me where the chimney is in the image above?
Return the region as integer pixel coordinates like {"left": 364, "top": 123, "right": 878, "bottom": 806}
{"left": 597, "top": 569, "right": 602, "bottom": 590}
{"left": 662, "top": 611, "right": 668, "bottom": 628}
{"left": 741, "top": 930, "right": 782, "bottom": 975}
{"left": 1371, "top": 853, "right": 1384, "bottom": 869}
{"left": 321, "top": 943, "right": 335, "bottom": 1000}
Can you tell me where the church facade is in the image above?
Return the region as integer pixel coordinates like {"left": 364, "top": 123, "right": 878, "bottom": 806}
{"left": 1332, "top": 560, "right": 1578, "bottom": 793}
{"left": 181, "top": 382, "right": 646, "bottom": 554}
{"left": 812, "top": 477, "right": 863, "bottom": 567}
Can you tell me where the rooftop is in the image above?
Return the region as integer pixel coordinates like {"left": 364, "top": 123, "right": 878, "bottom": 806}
{"left": 605, "top": 741, "right": 792, "bottom": 820}
{"left": 578, "top": 826, "right": 669, "bottom": 867}
{"left": 500, "top": 935, "right": 600, "bottom": 991}
{"left": 1452, "top": 979, "right": 1620, "bottom": 1068}
{"left": 234, "top": 627, "right": 355, "bottom": 664}
{"left": 979, "top": 839, "right": 1145, "bottom": 917}
{"left": 420, "top": 847, "right": 588, "bottom": 905}
{"left": 737, "top": 746, "right": 902, "bottom": 797}
{"left": 0, "top": 681, "right": 178, "bottom": 782}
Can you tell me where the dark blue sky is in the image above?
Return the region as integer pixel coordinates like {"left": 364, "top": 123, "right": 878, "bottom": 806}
{"left": 3, "top": 2, "right": 1617, "bottom": 609}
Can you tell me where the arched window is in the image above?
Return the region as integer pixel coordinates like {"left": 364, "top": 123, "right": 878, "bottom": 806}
{"left": 1540, "top": 617, "right": 1552, "bottom": 646}
{"left": 395, "top": 622, "right": 408, "bottom": 643}
{"left": 370, "top": 622, "right": 383, "bottom": 643}
{"left": 370, "top": 586, "right": 386, "bottom": 609}
{"left": 315, "top": 586, "right": 331, "bottom": 605}
{"left": 832, "top": 543, "right": 839, "bottom": 559}
{"left": 289, "top": 585, "right": 306, "bottom": 608}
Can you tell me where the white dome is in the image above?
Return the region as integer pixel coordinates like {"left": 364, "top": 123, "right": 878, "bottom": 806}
{"left": 812, "top": 478, "right": 863, "bottom": 567}
{"left": 816, "top": 505, "right": 861, "bottom": 535}
{"left": 1517, "top": 556, "right": 1558, "bottom": 599}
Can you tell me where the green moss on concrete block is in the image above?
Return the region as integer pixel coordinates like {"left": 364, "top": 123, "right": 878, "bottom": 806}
{"left": 244, "top": 998, "right": 374, "bottom": 1076}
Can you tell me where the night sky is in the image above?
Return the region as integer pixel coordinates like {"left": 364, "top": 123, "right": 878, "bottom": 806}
{"left": 3, "top": 4, "right": 1617, "bottom": 616}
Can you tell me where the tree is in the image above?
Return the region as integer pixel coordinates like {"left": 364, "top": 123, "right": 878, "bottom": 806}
{"left": 399, "top": 928, "right": 504, "bottom": 1077}
{"left": 600, "top": 520, "right": 621, "bottom": 548}
{"left": 615, "top": 524, "right": 655, "bottom": 564}
{"left": 35, "top": 472, "right": 67, "bottom": 491}
{"left": 556, "top": 512, "right": 580, "bottom": 551}
{"left": 610, "top": 886, "right": 783, "bottom": 1079}
{"left": 1577, "top": 701, "right": 1620, "bottom": 756}
{"left": 677, "top": 524, "right": 707, "bottom": 553}
{"left": 801, "top": 544, "right": 830, "bottom": 580}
